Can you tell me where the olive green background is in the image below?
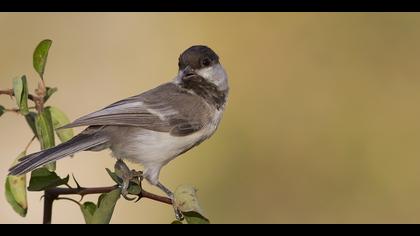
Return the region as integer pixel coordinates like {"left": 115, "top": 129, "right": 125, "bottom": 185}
{"left": 2, "top": 13, "right": 420, "bottom": 224}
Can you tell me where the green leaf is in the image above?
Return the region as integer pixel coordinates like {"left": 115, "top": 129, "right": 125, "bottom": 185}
{"left": 80, "top": 202, "right": 97, "bottom": 224}
{"left": 106, "top": 168, "right": 121, "bottom": 184}
{"left": 44, "top": 87, "right": 57, "bottom": 103}
{"left": 171, "top": 220, "right": 183, "bottom": 224}
{"left": 25, "top": 112, "right": 38, "bottom": 139}
{"left": 35, "top": 110, "right": 55, "bottom": 149}
{"left": 35, "top": 110, "right": 56, "bottom": 171}
{"left": 5, "top": 152, "right": 28, "bottom": 217}
{"left": 5, "top": 178, "right": 27, "bottom": 217}
{"left": 183, "top": 211, "right": 210, "bottom": 224}
{"left": 46, "top": 106, "right": 74, "bottom": 143}
{"left": 33, "top": 39, "right": 52, "bottom": 79}
{"left": 27, "top": 168, "right": 69, "bottom": 191}
{"left": 45, "top": 162, "right": 56, "bottom": 172}
{"left": 12, "top": 75, "right": 29, "bottom": 115}
{"left": 90, "top": 189, "right": 121, "bottom": 224}
{"left": 0, "top": 105, "right": 5, "bottom": 117}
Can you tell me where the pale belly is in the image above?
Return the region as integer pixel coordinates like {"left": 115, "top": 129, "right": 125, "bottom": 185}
{"left": 110, "top": 128, "right": 204, "bottom": 166}
{"left": 106, "top": 108, "right": 224, "bottom": 184}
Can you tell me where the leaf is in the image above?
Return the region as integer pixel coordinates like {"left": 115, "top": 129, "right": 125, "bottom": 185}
{"left": 25, "top": 112, "right": 38, "bottom": 139}
{"left": 44, "top": 87, "right": 57, "bottom": 103}
{"left": 90, "top": 189, "right": 121, "bottom": 224}
{"left": 183, "top": 211, "right": 210, "bottom": 224}
{"left": 46, "top": 106, "right": 74, "bottom": 143}
{"left": 27, "top": 168, "right": 69, "bottom": 191}
{"left": 5, "top": 178, "right": 27, "bottom": 217}
{"left": 171, "top": 220, "right": 183, "bottom": 224}
{"left": 35, "top": 110, "right": 56, "bottom": 171}
{"left": 33, "top": 39, "right": 52, "bottom": 79}
{"left": 12, "top": 75, "right": 29, "bottom": 115}
{"left": 35, "top": 110, "right": 55, "bottom": 149}
{"left": 106, "top": 168, "right": 121, "bottom": 184}
{"left": 5, "top": 152, "right": 28, "bottom": 217}
{"left": 0, "top": 105, "right": 5, "bottom": 117}
{"left": 80, "top": 202, "right": 97, "bottom": 224}
{"left": 174, "top": 185, "right": 204, "bottom": 215}
{"left": 173, "top": 185, "right": 210, "bottom": 224}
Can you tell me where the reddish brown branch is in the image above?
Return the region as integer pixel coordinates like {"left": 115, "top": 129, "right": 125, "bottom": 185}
{"left": 138, "top": 190, "right": 173, "bottom": 204}
{"left": 0, "top": 89, "right": 44, "bottom": 112}
{"left": 42, "top": 185, "right": 172, "bottom": 224}
{"left": 0, "top": 89, "right": 37, "bottom": 101}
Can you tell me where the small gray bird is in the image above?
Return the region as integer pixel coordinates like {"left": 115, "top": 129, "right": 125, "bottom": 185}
{"left": 9, "top": 45, "right": 228, "bottom": 203}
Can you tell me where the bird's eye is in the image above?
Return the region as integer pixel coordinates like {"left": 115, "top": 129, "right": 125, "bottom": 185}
{"left": 201, "top": 58, "right": 211, "bottom": 67}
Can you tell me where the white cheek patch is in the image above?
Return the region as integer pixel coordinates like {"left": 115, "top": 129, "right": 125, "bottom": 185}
{"left": 196, "top": 64, "right": 228, "bottom": 91}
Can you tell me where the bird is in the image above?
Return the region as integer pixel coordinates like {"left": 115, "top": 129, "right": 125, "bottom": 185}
{"left": 8, "top": 45, "right": 229, "bottom": 209}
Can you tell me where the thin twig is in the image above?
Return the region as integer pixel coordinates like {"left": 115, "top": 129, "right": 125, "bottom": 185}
{"left": 0, "top": 89, "right": 14, "bottom": 97}
{"left": 42, "top": 185, "right": 172, "bottom": 224}
{"left": 0, "top": 88, "right": 45, "bottom": 113}
{"left": 55, "top": 197, "right": 82, "bottom": 206}
{"left": 4, "top": 108, "right": 20, "bottom": 113}
{"left": 0, "top": 89, "right": 38, "bottom": 102}
{"left": 24, "top": 136, "right": 36, "bottom": 153}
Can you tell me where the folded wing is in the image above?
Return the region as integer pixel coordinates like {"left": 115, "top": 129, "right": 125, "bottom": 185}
{"left": 59, "top": 83, "right": 211, "bottom": 136}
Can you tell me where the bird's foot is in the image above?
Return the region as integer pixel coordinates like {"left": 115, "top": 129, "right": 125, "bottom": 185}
{"left": 114, "top": 160, "right": 143, "bottom": 200}
{"left": 156, "top": 182, "right": 183, "bottom": 220}
{"left": 171, "top": 196, "right": 184, "bottom": 221}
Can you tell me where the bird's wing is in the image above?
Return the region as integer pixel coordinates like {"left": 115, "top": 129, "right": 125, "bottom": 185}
{"left": 59, "top": 83, "right": 211, "bottom": 136}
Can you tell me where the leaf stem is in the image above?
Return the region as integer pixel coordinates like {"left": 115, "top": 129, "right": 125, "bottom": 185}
{"left": 24, "top": 136, "right": 36, "bottom": 153}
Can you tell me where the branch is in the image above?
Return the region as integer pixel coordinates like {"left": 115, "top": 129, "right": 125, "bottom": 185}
{"left": 0, "top": 89, "right": 45, "bottom": 112}
{"left": 0, "top": 89, "right": 38, "bottom": 101}
{"left": 42, "top": 185, "right": 172, "bottom": 224}
{"left": 138, "top": 190, "right": 173, "bottom": 205}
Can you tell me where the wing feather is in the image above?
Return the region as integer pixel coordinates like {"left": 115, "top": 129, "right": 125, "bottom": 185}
{"left": 59, "top": 83, "right": 212, "bottom": 136}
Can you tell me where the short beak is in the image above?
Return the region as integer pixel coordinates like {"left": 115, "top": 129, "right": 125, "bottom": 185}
{"left": 182, "top": 66, "right": 195, "bottom": 78}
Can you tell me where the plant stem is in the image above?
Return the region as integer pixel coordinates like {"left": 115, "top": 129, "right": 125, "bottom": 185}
{"left": 0, "top": 89, "right": 38, "bottom": 102}
{"left": 24, "top": 136, "right": 36, "bottom": 153}
{"left": 0, "top": 89, "right": 44, "bottom": 112}
{"left": 42, "top": 185, "right": 172, "bottom": 224}
{"left": 43, "top": 192, "right": 56, "bottom": 224}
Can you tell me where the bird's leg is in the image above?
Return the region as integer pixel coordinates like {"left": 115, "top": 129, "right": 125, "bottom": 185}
{"left": 114, "top": 159, "right": 142, "bottom": 200}
{"left": 156, "top": 182, "right": 183, "bottom": 220}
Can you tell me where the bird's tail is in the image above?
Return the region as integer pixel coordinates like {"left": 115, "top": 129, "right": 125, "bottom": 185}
{"left": 8, "top": 132, "right": 109, "bottom": 176}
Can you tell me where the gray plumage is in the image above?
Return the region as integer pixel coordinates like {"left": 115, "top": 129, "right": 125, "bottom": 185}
{"left": 10, "top": 128, "right": 109, "bottom": 175}
{"left": 59, "top": 83, "right": 212, "bottom": 136}
{"left": 8, "top": 45, "right": 229, "bottom": 189}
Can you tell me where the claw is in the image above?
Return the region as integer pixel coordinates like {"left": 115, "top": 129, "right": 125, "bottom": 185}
{"left": 170, "top": 196, "right": 183, "bottom": 221}
{"left": 174, "top": 208, "right": 183, "bottom": 221}
{"left": 156, "top": 182, "right": 184, "bottom": 220}
{"left": 114, "top": 160, "right": 144, "bottom": 201}
{"left": 123, "top": 194, "right": 136, "bottom": 201}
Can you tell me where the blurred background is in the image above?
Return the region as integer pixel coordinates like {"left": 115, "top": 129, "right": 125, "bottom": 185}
{"left": 1, "top": 13, "right": 420, "bottom": 224}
